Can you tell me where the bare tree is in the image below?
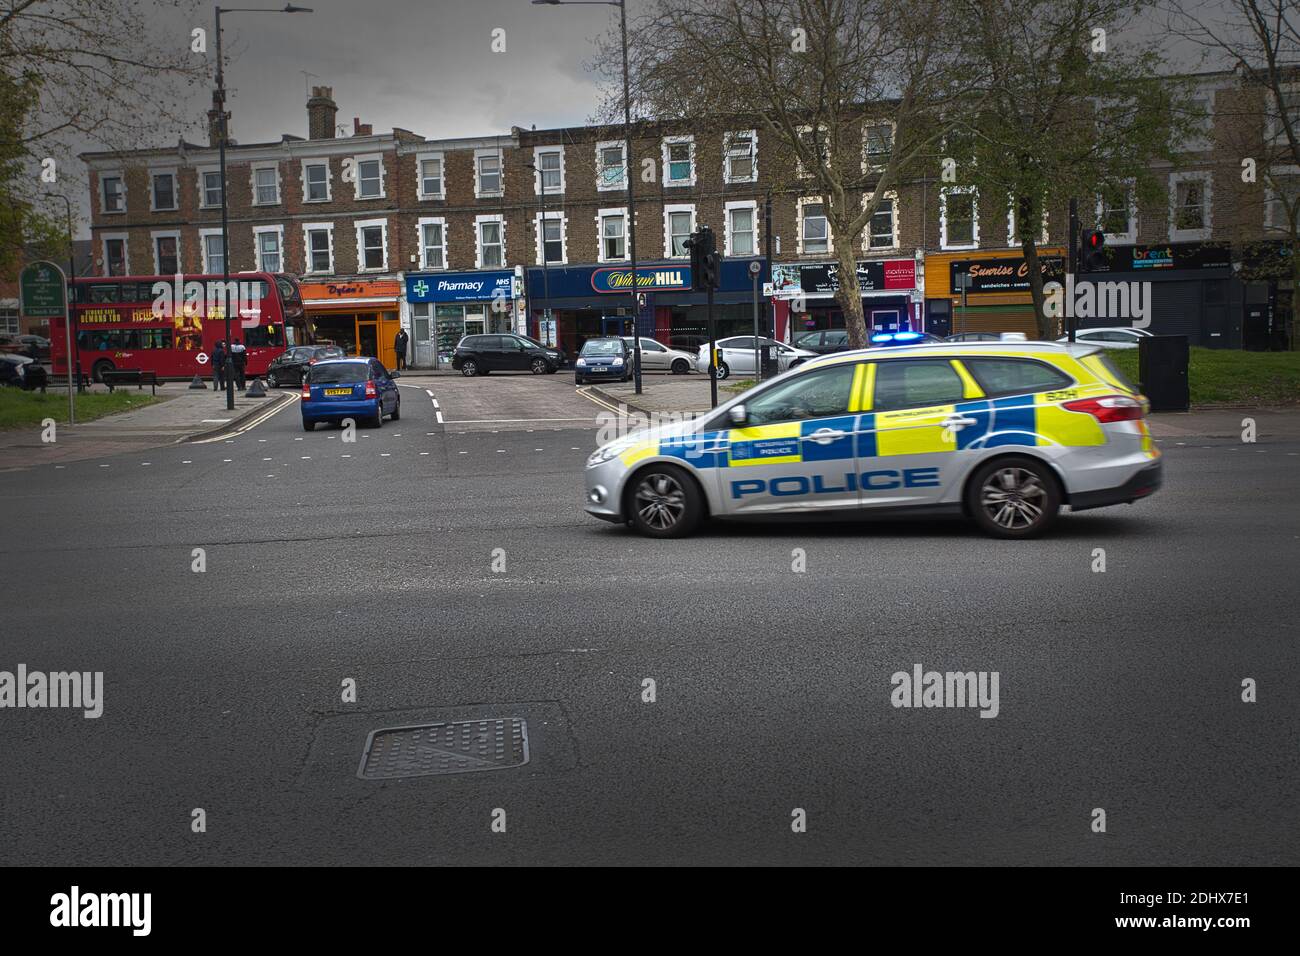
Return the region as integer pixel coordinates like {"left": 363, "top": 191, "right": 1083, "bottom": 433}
{"left": 594, "top": 0, "right": 975, "bottom": 348}
{"left": 1, "top": 0, "right": 205, "bottom": 271}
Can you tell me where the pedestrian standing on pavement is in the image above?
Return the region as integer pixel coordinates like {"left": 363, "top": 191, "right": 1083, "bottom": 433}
{"left": 394, "top": 328, "right": 409, "bottom": 370}
{"left": 230, "top": 339, "right": 248, "bottom": 390}
{"left": 212, "top": 340, "right": 226, "bottom": 391}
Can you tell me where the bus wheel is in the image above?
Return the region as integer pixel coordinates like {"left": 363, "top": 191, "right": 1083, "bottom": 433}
{"left": 92, "top": 360, "right": 114, "bottom": 383}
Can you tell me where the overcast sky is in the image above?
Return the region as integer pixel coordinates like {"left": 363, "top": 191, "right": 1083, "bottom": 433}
{"left": 175, "top": 0, "right": 615, "bottom": 145}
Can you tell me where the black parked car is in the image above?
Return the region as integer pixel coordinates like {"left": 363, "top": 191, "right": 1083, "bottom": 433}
{"left": 266, "top": 345, "right": 346, "bottom": 386}
{"left": 793, "top": 328, "right": 850, "bottom": 354}
{"left": 452, "top": 333, "right": 563, "bottom": 376}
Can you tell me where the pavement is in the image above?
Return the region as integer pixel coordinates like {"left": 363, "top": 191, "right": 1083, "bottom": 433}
{"left": 0, "top": 381, "right": 293, "bottom": 471}
{"left": 0, "top": 370, "right": 1297, "bottom": 865}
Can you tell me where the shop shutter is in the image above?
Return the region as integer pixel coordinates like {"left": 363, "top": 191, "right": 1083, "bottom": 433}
{"left": 949, "top": 304, "right": 1040, "bottom": 337}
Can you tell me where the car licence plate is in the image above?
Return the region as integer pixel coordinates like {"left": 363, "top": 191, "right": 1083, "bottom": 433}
{"left": 325, "top": 387, "right": 352, "bottom": 396}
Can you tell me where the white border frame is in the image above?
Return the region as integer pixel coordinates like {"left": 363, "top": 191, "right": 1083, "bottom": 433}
{"left": 724, "top": 200, "right": 759, "bottom": 258}
{"left": 149, "top": 168, "right": 178, "bottom": 212}
{"left": 300, "top": 158, "right": 332, "bottom": 203}
{"left": 1168, "top": 170, "right": 1213, "bottom": 242}
{"left": 534, "top": 210, "right": 567, "bottom": 266}
{"left": 862, "top": 192, "right": 899, "bottom": 252}
{"left": 100, "top": 232, "right": 129, "bottom": 276}
{"left": 661, "top": 134, "right": 696, "bottom": 188}
{"left": 533, "top": 145, "right": 565, "bottom": 196}
{"left": 417, "top": 216, "right": 448, "bottom": 270}
{"left": 352, "top": 153, "right": 386, "bottom": 200}
{"left": 151, "top": 229, "right": 181, "bottom": 274}
{"left": 723, "top": 130, "right": 758, "bottom": 184}
{"left": 302, "top": 222, "right": 335, "bottom": 275}
{"left": 663, "top": 203, "right": 696, "bottom": 258}
{"left": 474, "top": 147, "right": 504, "bottom": 199}
{"left": 474, "top": 213, "right": 506, "bottom": 269}
{"left": 100, "top": 170, "right": 126, "bottom": 215}
{"left": 250, "top": 162, "right": 281, "bottom": 207}
{"left": 796, "top": 196, "right": 831, "bottom": 256}
{"left": 253, "top": 224, "right": 286, "bottom": 272}
{"left": 939, "top": 186, "right": 980, "bottom": 250}
{"left": 355, "top": 218, "right": 389, "bottom": 273}
{"left": 415, "top": 151, "right": 445, "bottom": 201}
{"left": 596, "top": 140, "right": 627, "bottom": 192}
{"left": 596, "top": 206, "right": 629, "bottom": 262}
{"left": 198, "top": 227, "right": 226, "bottom": 273}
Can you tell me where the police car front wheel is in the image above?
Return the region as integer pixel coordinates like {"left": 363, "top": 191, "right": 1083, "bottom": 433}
{"left": 967, "top": 457, "right": 1060, "bottom": 538}
{"left": 627, "top": 464, "right": 703, "bottom": 538}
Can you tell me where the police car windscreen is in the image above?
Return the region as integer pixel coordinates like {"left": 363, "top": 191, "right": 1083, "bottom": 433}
{"left": 310, "top": 364, "right": 368, "bottom": 384}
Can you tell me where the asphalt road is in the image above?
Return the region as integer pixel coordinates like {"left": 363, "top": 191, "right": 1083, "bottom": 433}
{"left": 1, "top": 372, "right": 1297, "bottom": 865}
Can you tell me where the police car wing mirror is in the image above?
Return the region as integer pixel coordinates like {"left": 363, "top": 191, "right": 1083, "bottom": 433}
{"left": 728, "top": 404, "right": 748, "bottom": 425}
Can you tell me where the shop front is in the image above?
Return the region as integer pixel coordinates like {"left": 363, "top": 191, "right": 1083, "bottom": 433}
{"left": 526, "top": 259, "right": 767, "bottom": 355}
{"left": 404, "top": 269, "right": 522, "bottom": 367}
{"left": 770, "top": 257, "right": 922, "bottom": 342}
{"left": 925, "top": 249, "right": 1065, "bottom": 338}
{"left": 301, "top": 279, "right": 403, "bottom": 368}
{"left": 1084, "top": 241, "right": 1237, "bottom": 347}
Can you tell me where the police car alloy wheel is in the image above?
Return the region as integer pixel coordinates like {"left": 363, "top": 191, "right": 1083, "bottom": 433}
{"left": 461, "top": 360, "right": 478, "bottom": 377}
{"left": 629, "top": 464, "right": 702, "bottom": 538}
{"left": 967, "top": 456, "right": 1061, "bottom": 538}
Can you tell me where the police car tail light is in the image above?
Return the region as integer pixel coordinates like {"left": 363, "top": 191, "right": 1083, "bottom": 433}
{"left": 1063, "top": 395, "right": 1143, "bottom": 423}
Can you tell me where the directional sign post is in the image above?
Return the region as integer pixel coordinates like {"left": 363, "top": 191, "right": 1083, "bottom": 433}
{"left": 20, "top": 260, "right": 72, "bottom": 422}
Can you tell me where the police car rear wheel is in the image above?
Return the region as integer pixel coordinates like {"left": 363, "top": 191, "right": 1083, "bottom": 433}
{"left": 629, "top": 465, "right": 702, "bottom": 538}
{"left": 968, "top": 457, "right": 1059, "bottom": 538}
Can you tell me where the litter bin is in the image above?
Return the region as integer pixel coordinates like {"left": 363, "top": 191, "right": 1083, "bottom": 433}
{"left": 1138, "top": 334, "right": 1189, "bottom": 412}
{"left": 22, "top": 362, "right": 48, "bottom": 392}
{"left": 759, "top": 345, "right": 778, "bottom": 379}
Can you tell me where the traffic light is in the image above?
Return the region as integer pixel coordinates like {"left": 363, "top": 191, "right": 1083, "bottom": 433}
{"left": 1081, "top": 228, "right": 1107, "bottom": 272}
{"left": 685, "top": 226, "right": 719, "bottom": 292}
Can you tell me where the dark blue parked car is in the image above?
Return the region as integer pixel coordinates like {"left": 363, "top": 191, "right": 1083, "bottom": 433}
{"left": 301, "top": 358, "right": 400, "bottom": 431}
{"left": 574, "top": 336, "right": 632, "bottom": 385}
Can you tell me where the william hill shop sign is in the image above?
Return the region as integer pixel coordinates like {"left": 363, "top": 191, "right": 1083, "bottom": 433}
{"left": 590, "top": 266, "right": 691, "bottom": 293}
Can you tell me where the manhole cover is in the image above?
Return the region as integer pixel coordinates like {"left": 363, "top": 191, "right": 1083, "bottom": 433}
{"left": 357, "top": 718, "right": 530, "bottom": 780}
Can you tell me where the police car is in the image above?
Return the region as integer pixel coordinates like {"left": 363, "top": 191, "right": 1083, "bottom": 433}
{"left": 583, "top": 341, "right": 1161, "bottom": 538}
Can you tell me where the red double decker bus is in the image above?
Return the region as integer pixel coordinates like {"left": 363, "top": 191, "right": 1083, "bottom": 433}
{"left": 51, "top": 272, "right": 307, "bottom": 382}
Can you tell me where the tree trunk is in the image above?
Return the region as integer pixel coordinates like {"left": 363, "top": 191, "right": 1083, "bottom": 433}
{"left": 833, "top": 235, "right": 868, "bottom": 349}
{"left": 1018, "top": 196, "right": 1053, "bottom": 340}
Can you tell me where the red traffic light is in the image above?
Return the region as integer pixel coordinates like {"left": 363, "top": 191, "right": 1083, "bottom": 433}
{"left": 1084, "top": 228, "right": 1106, "bottom": 249}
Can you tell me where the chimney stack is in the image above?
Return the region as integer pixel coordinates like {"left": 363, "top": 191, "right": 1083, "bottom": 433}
{"left": 353, "top": 117, "right": 373, "bottom": 137}
{"left": 207, "top": 90, "right": 231, "bottom": 148}
{"left": 307, "top": 86, "right": 337, "bottom": 140}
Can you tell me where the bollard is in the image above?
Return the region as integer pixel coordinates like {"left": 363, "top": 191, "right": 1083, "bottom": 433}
{"left": 189, "top": 374, "right": 206, "bottom": 390}
{"left": 245, "top": 378, "right": 267, "bottom": 398}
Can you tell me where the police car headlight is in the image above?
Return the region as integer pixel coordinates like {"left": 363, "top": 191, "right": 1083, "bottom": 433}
{"left": 587, "top": 436, "right": 638, "bottom": 467}
{"left": 575, "top": 357, "right": 587, "bottom": 367}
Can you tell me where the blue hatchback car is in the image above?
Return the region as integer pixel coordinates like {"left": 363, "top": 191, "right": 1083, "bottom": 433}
{"left": 301, "top": 357, "right": 401, "bottom": 431}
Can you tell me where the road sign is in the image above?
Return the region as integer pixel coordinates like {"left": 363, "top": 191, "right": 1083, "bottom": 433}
{"left": 20, "top": 260, "right": 67, "bottom": 319}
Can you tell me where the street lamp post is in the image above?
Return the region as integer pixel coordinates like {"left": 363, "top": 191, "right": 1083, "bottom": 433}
{"left": 524, "top": 161, "right": 554, "bottom": 346}
{"left": 533, "top": 0, "right": 642, "bottom": 393}
{"left": 214, "top": 4, "right": 312, "bottom": 410}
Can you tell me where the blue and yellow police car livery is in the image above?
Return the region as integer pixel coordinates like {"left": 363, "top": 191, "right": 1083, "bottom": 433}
{"left": 584, "top": 341, "right": 1162, "bottom": 538}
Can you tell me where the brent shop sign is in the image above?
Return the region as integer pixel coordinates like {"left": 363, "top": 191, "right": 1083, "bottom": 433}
{"left": 406, "top": 270, "right": 514, "bottom": 303}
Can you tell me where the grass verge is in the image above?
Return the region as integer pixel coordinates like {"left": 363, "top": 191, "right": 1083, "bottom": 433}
{"left": 0, "top": 388, "right": 161, "bottom": 430}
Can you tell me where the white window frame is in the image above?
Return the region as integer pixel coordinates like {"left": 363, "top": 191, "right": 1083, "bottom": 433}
{"left": 1168, "top": 170, "right": 1212, "bottom": 241}
{"left": 796, "top": 196, "right": 831, "bottom": 256}
{"left": 417, "top": 216, "right": 447, "bottom": 270}
{"left": 0, "top": 305, "right": 19, "bottom": 335}
{"left": 1094, "top": 183, "right": 1137, "bottom": 245}
{"left": 534, "top": 210, "right": 568, "bottom": 266}
{"left": 151, "top": 229, "right": 181, "bottom": 275}
{"left": 355, "top": 218, "right": 389, "bottom": 273}
{"left": 1183, "top": 89, "right": 1215, "bottom": 152}
{"left": 596, "top": 140, "right": 627, "bottom": 192}
{"left": 150, "top": 168, "right": 178, "bottom": 212}
{"left": 415, "top": 151, "right": 445, "bottom": 201}
{"left": 253, "top": 224, "right": 285, "bottom": 273}
{"left": 250, "top": 163, "right": 281, "bottom": 206}
{"left": 939, "top": 186, "right": 980, "bottom": 250}
{"left": 100, "top": 232, "right": 129, "bottom": 276}
{"left": 300, "top": 159, "right": 332, "bottom": 203}
{"left": 352, "top": 153, "right": 386, "bottom": 200}
{"left": 862, "top": 192, "right": 899, "bottom": 252}
{"left": 533, "top": 146, "right": 565, "bottom": 196}
{"left": 663, "top": 203, "right": 696, "bottom": 259}
{"left": 723, "top": 130, "right": 758, "bottom": 184}
{"left": 724, "top": 200, "right": 759, "bottom": 258}
{"left": 302, "top": 222, "right": 335, "bottom": 275}
{"left": 197, "top": 166, "right": 222, "bottom": 209}
{"left": 1263, "top": 165, "right": 1300, "bottom": 233}
{"left": 661, "top": 135, "right": 696, "bottom": 187}
{"left": 198, "top": 228, "right": 226, "bottom": 274}
{"left": 795, "top": 125, "right": 829, "bottom": 178}
{"left": 597, "top": 206, "right": 629, "bottom": 262}
{"left": 474, "top": 147, "right": 504, "bottom": 199}
{"left": 474, "top": 214, "right": 506, "bottom": 269}
{"left": 100, "top": 171, "right": 126, "bottom": 214}
{"left": 862, "top": 120, "right": 895, "bottom": 173}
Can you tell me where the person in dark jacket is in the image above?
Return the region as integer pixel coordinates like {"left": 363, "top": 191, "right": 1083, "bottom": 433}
{"left": 211, "top": 341, "right": 226, "bottom": 391}
{"left": 230, "top": 339, "right": 248, "bottom": 390}
{"left": 394, "top": 328, "right": 409, "bottom": 370}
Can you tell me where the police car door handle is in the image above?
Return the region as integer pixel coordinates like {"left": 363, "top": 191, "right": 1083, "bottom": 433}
{"left": 941, "top": 415, "right": 977, "bottom": 429}
{"left": 808, "top": 428, "right": 846, "bottom": 444}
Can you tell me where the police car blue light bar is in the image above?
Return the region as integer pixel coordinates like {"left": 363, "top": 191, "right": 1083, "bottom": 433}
{"left": 871, "top": 331, "right": 923, "bottom": 344}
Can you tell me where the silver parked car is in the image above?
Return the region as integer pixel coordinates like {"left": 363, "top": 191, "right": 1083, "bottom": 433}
{"left": 1056, "top": 327, "right": 1154, "bottom": 350}
{"left": 694, "top": 336, "right": 817, "bottom": 379}
{"left": 620, "top": 336, "right": 696, "bottom": 374}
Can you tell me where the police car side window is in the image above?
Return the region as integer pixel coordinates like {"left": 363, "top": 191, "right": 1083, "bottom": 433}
{"left": 964, "top": 358, "right": 1071, "bottom": 397}
{"left": 873, "top": 360, "right": 965, "bottom": 410}
{"left": 745, "top": 363, "right": 857, "bottom": 425}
